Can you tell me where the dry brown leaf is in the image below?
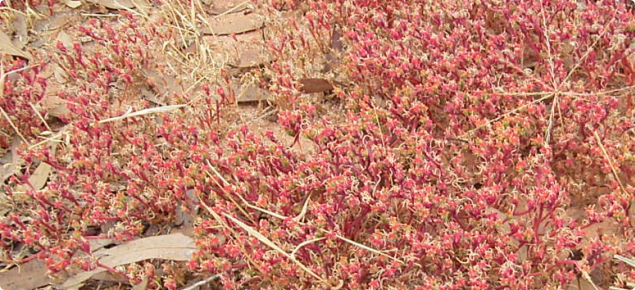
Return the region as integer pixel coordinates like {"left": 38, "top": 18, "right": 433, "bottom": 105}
{"left": 174, "top": 189, "right": 197, "bottom": 228}
{"left": 88, "top": 237, "right": 115, "bottom": 252}
{"left": 202, "top": 13, "right": 265, "bottom": 36}
{"left": 181, "top": 274, "right": 221, "bottom": 290}
{"left": 0, "top": 260, "right": 53, "bottom": 290}
{"left": 142, "top": 69, "right": 183, "bottom": 104}
{"left": 234, "top": 82, "right": 270, "bottom": 103}
{"left": 131, "top": 276, "right": 149, "bottom": 290}
{"left": 210, "top": 1, "right": 252, "bottom": 15}
{"left": 330, "top": 27, "right": 344, "bottom": 52}
{"left": 90, "top": 271, "right": 128, "bottom": 284}
{"left": 14, "top": 142, "right": 57, "bottom": 192}
{"left": 41, "top": 94, "right": 71, "bottom": 119}
{"left": 130, "top": 0, "right": 151, "bottom": 14}
{"left": 56, "top": 31, "right": 74, "bottom": 51}
{"left": 210, "top": 0, "right": 249, "bottom": 10}
{"left": 323, "top": 27, "right": 344, "bottom": 73}
{"left": 566, "top": 278, "right": 589, "bottom": 290}
{"left": 25, "top": 161, "right": 52, "bottom": 190}
{"left": 62, "top": 0, "right": 82, "bottom": 8}
{"left": 13, "top": 14, "right": 28, "bottom": 45}
{"left": 41, "top": 75, "right": 70, "bottom": 118}
{"left": 0, "top": 31, "right": 33, "bottom": 60}
{"left": 0, "top": 136, "right": 23, "bottom": 184}
{"left": 88, "top": 0, "right": 135, "bottom": 9}
{"left": 298, "top": 78, "right": 334, "bottom": 94}
{"left": 54, "top": 65, "right": 70, "bottom": 84}
{"left": 140, "top": 87, "right": 163, "bottom": 106}
{"left": 209, "top": 80, "right": 269, "bottom": 103}
{"left": 231, "top": 47, "right": 269, "bottom": 68}
{"left": 61, "top": 233, "right": 196, "bottom": 289}
{"left": 34, "top": 13, "right": 74, "bottom": 33}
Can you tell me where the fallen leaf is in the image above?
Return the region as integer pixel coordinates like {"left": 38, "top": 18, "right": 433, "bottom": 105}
{"left": 26, "top": 161, "right": 52, "bottom": 190}
{"left": 298, "top": 78, "right": 334, "bottom": 94}
{"left": 88, "top": 0, "right": 135, "bottom": 9}
{"left": 210, "top": 1, "right": 253, "bottom": 15}
{"left": 13, "top": 14, "right": 28, "bottom": 45}
{"left": 181, "top": 274, "right": 221, "bottom": 290}
{"left": 174, "top": 189, "right": 197, "bottom": 228}
{"left": 0, "top": 260, "right": 53, "bottom": 290}
{"left": 14, "top": 142, "right": 57, "bottom": 192}
{"left": 566, "top": 277, "right": 596, "bottom": 290}
{"left": 130, "top": 0, "right": 151, "bottom": 14}
{"left": 90, "top": 271, "right": 128, "bottom": 283}
{"left": 56, "top": 31, "right": 74, "bottom": 51}
{"left": 61, "top": 233, "right": 196, "bottom": 289}
{"left": 40, "top": 94, "right": 71, "bottom": 119}
{"left": 88, "top": 237, "right": 115, "bottom": 252}
{"left": 140, "top": 87, "right": 163, "bottom": 106}
{"left": 0, "top": 31, "right": 33, "bottom": 60}
{"left": 234, "top": 82, "right": 270, "bottom": 103}
{"left": 210, "top": 80, "right": 269, "bottom": 103}
{"left": 63, "top": 0, "right": 82, "bottom": 8}
{"left": 201, "top": 13, "right": 265, "bottom": 36}
{"left": 131, "top": 276, "right": 149, "bottom": 290}
{"left": 53, "top": 65, "right": 69, "bottom": 84}
{"left": 231, "top": 47, "right": 270, "bottom": 68}
{"left": 142, "top": 69, "right": 183, "bottom": 104}
{"left": 0, "top": 136, "right": 24, "bottom": 184}
{"left": 330, "top": 27, "right": 344, "bottom": 52}
{"left": 34, "top": 13, "right": 73, "bottom": 33}
{"left": 323, "top": 27, "right": 344, "bottom": 73}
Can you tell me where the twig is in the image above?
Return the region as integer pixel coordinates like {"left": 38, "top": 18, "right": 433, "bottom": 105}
{"left": 29, "top": 103, "right": 52, "bottom": 133}
{"left": 0, "top": 106, "right": 29, "bottom": 145}
{"left": 204, "top": 162, "right": 405, "bottom": 264}
{"left": 493, "top": 85, "right": 635, "bottom": 97}
{"left": 196, "top": 194, "right": 264, "bottom": 274}
{"left": 580, "top": 270, "right": 602, "bottom": 290}
{"left": 80, "top": 13, "right": 121, "bottom": 17}
{"left": 98, "top": 104, "right": 186, "bottom": 123}
{"left": 561, "top": 18, "right": 616, "bottom": 86}
{"left": 223, "top": 213, "right": 328, "bottom": 284}
{"left": 204, "top": 161, "right": 256, "bottom": 224}
{"left": 614, "top": 254, "right": 635, "bottom": 268}
{"left": 0, "top": 7, "right": 27, "bottom": 16}
{"left": 291, "top": 237, "right": 326, "bottom": 257}
{"left": 544, "top": 95, "right": 558, "bottom": 146}
{"left": 556, "top": 95, "right": 565, "bottom": 131}
{"left": 293, "top": 193, "right": 311, "bottom": 222}
{"left": 29, "top": 130, "right": 65, "bottom": 149}
{"left": 593, "top": 131, "right": 628, "bottom": 195}
{"left": 538, "top": 0, "right": 558, "bottom": 90}
{"left": 180, "top": 274, "right": 221, "bottom": 290}
{"left": 0, "top": 63, "right": 43, "bottom": 145}
{"left": 462, "top": 94, "right": 554, "bottom": 138}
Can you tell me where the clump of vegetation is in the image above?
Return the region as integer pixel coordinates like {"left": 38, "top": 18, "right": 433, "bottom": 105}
{"left": 1, "top": 0, "right": 634, "bottom": 289}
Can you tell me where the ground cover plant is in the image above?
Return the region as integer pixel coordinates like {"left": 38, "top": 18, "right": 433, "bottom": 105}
{"left": 0, "top": 0, "right": 634, "bottom": 289}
